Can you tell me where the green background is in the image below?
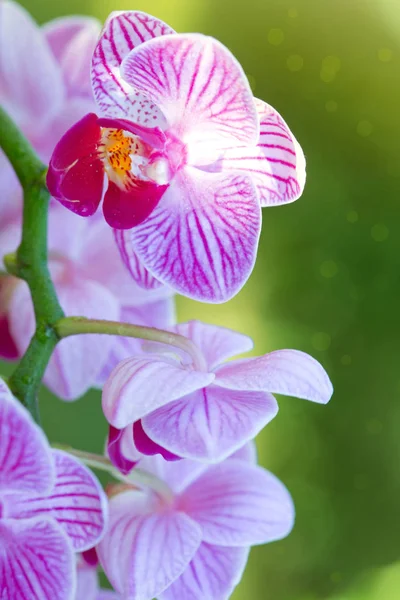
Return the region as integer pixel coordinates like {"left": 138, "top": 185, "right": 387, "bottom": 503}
{"left": 8, "top": 0, "right": 400, "bottom": 598}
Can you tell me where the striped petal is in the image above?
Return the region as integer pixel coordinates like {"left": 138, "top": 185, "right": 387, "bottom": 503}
{"left": 159, "top": 544, "right": 249, "bottom": 600}
{"left": 121, "top": 33, "right": 258, "bottom": 150}
{"left": 214, "top": 349, "right": 333, "bottom": 404}
{"left": 174, "top": 321, "right": 253, "bottom": 370}
{"left": 181, "top": 460, "right": 295, "bottom": 546}
{"left": 0, "top": 518, "right": 75, "bottom": 600}
{"left": 142, "top": 386, "right": 278, "bottom": 462}
{"left": 131, "top": 168, "right": 261, "bottom": 302}
{"left": 0, "top": 379, "right": 54, "bottom": 495}
{"left": 97, "top": 490, "right": 202, "bottom": 599}
{"left": 91, "top": 11, "right": 173, "bottom": 124}
{"left": 114, "top": 229, "right": 164, "bottom": 291}
{"left": 215, "top": 98, "right": 306, "bottom": 205}
{"left": 102, "top": 354, "right": 214, "bottom": 429}
{"left": 7, "top": 450, "right": 108, "bottom": 552}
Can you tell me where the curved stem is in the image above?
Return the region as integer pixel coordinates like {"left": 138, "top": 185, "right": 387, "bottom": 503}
{"left": 0, "top": 105, "right": 64, "bottom": 420}
{"left": 54, "top": 445, "right": 174, "bottom": 503}
{"left": 55, "top": 317, "right": 208, "bottom": 372}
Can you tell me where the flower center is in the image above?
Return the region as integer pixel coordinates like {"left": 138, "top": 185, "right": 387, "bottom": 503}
{"left": 101, "top": 128, "right": 150, "bottom": 188}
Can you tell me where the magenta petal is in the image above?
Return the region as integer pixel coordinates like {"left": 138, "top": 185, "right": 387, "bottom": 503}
{"left": 107, "top": 426, "right": 138, "bottom": 475}
{"left": 0, "top": 312, "right": 19, "bottom": 359}
{"left": 131, "top": 168, "right": 261, "bottom": 302}
{"left": 103, "top": 180, "right": 168, "bottom": 229}
{"left": 91, "top": 11, "right": 173, "bottom": 124}
{"left": 142, "top": 386, "right": 278, "bottom": 462}
{"left": 0, "top": 518, "right": 75, "bottom": 600}
{"left": 76, "top": 557, "right": 99, "bottom": 600}
{"left": 114, "top": 229, "right": 164, "bottom": 291}
{"left": 159, "top": 543, "right": 249, "bottom": 600}
{"left": 0, "top": 379, "right": 54, "bottom": 494}
{"left": 97, "top": 491, "right": 202, "bottom": 599}
{"left": 47, "top": 113, "right": 104, "bottom": 217}
{"left": 133, "top": 420, "right": 180, "bottom": 461}
{"left": 181, "top": 460, "right": 295, "bottom": 546}
{"left": 121, "top": 34, "right": 258, "bottom": 148}
{"left": 102, "top": 355, "right": 214, "bottom": 429}
{"left": 214, "top": 349, "right": 333, "bottom": 404}
{"left": 8, "top": 450, "right": 108, "bottom": 552}
{"left": 175, "top": 321, "right": 253, "bottom": 370}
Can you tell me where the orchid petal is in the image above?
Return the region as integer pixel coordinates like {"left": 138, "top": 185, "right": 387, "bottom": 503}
{"left": 133, "top": 420, "right": 180, "bottom": 461}
{"left": 121, "top": 33, "right": 258, "bottom": 149}
{"left": 0, "top": 518, "right": 75, "bottom": 600}
{"left": 7, "top": 450, "right": 108, "bottom": 552}
{"left": 0, "top": 0, "right": 64, "bottom": 129}
{"left": 0, "top": 275, "right": 19, "bottom": 360}
{"left": 229, "top": 440, "right": 257, "bottom": 464}
{"left": 0, "top": 379, "right": 53, "bottom": 494}
{"left": 97, "top": 490, "right": 202, "bottom": 599}
{"left": 47, "top": 113, "right": 104, "bottom": 217}
{"left": 91, "top": 11, "right": 173, "bottom": 124}
{"left": 107, "top": 426, "right": 138, "bottom": 475}
{"left": 114, "top": 229, "right": 164, "bottom": 291}
{"left": 175, "top": 320, "right": 253, "bottom": 369}
{"left": 102, "top": 355, "right": 214, "bottom": 429}
{"left": 44, "top": 276, "right": 120, "bottom": 400}
{"left": 215, "top": 349, "right": 333, "bottom": 404}
{"left": 142, "top": 386, "right": 278, "bottom": 462}
{"left": 76, "top": 559, "right": 99, "bottom": 600}
{"left": 181, "top": 460, "right": 295, "bottom": 546}
{"left": 96, "top": 592, "right": 121, "bottom": 600}
{"left": 160, "top": 543, "right": 249, "bottom": 600}
{"left": 44, "top": 17, "right": 101, "bottom": 97}
{"left": 212, "top": 99, "right": 306, "bottom": 205}
{"left": 131, "top": 168, "right": 261, "bottom": 302}
{"left": 103, "top": 179, "right": 168, "bottom": 229}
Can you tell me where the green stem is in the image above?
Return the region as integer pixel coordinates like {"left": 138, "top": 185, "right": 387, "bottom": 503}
{"left": 0, "top": 106, "right": 64, "bottom": 420}
{"left": 55, "top": 317, "right": 208, "bottom": 371}
{"left": 54, "top": 445, "right": 174, "bottom": 502}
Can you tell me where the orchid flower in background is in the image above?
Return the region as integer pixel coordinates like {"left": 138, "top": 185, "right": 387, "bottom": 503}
{"left": 103, "top": 320, "right": 333, "bottom": 467}
{"left": 0, "top": 205, "right": 174, "bottom": 400}
{"left": 76, "top": 552, "right": 120, "bottom": 599}
{"left": 0, "top": 378, "right": 108, "bottom": 599}
{"left": 97, "top": 442, "right": 294, "bottom": 600}
{"left": 47, "top": 10, "right": 306, "bottom": 302}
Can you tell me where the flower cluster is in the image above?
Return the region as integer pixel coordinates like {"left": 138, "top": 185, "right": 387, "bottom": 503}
{"left": 0, "top": 2, "right": 333, "bottom": 599}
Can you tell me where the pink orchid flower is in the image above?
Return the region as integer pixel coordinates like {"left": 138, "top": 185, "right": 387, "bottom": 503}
{"left": 97, "top": 443, "right": 294, "bottom": 600}
{"left": 47, "top": 10, "right": 306, "bottom": 302}
{"left": 103, "top": 320, "right": 333, "bottom": 466}
{"left": 0, "top": 206, "right": 174, "bottom": 400}
{"left": 0, "top": 378, "right": 108, "bottom": 599}
{"left": 76, "top": 553, "right": 120, "bottom": 600}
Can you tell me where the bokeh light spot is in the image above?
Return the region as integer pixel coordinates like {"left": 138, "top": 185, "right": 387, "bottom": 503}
{"left": 288, "top": 7, "right": 298, "bottom": 18}
{"left": 268, "top": 28, "right": 285, "bottom": 45}
{"left": 325, "top": 100, "right": 338, "bottom": 112}
{"left": 357, "top": 120, "right": 373, "bottom": 137}
{"left": 341, "top": 354, "right": 352, "bottom": 366}
{"left": 371, "top": 223, "right": 389, "bottom": 241}
{"left": 312, "top": 332, "right": 331, "bottom": 351}
{"left": 347, "top": 210, "right": 359, "bottom": 223}
{"left": 320, "top": 55, "right": 341, "bottom": 83}
{"left": 320, "top": 260, "right": 338, "bottom": 278}
{"left": 287, "top": 54, "right": 304, "bottom": 71}
{"left": 378, "top": 47, "right": 393, "bottom": 62}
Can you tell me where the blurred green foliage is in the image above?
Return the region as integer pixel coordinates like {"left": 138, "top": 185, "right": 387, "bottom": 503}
{"left": 6, "top": 0, "right": 400, "bottom": 598}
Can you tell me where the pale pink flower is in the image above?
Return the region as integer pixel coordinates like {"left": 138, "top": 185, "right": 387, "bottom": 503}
{"left": 103, "top": 320, "right": 333, "bottom": 465}
{"left": 0, "top": 206, "right": 174, "bottom": 400}
{"left": 97, "top": 443, "right": 294, "bottom": 600}
{"left": 0, "top": 378, "right": 108, "bottom": 599}
{"left": 76, "top": 553, "right": 120, "bottom": 600}
{"left": 47, "top": 10, "right": 306, "bottom": 302}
